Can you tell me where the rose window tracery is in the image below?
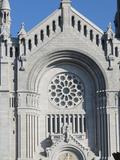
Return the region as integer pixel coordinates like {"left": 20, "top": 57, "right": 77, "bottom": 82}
{"left": 48, "top": 72, "right": 84, "bottom": 108}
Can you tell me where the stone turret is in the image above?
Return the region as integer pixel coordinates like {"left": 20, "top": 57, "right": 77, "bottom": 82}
{"left": 0, "top": 0, "right": 11, "bottom": 36}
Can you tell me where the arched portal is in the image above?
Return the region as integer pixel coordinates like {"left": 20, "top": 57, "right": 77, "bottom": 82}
{"left": 27, "top": 50, "right": 107, "bottom": 91}
{"left": 25, "top": 50, "right": 108, "bottom": 159}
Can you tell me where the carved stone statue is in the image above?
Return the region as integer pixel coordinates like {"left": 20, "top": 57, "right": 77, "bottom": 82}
{"left": 63, "top": 124, "right": 72, "bottom": 143}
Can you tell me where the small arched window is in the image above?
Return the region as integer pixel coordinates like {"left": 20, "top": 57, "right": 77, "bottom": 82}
{"left": 78, "top": 21, "right": 81, "bottom": 32}
{"left": 21, "top": 38, "right": 25, "bottom": 45}
{"left": 72, "top": 16, "right": 75, "bottom": 27}
{"left": 5, "top": 40, "right": 7, "bottom": 56}
{"left": 119, "top": 92, "right": 120, "bottom": 107}
{"left": 96, "top": 34, "right": 100, "bottom": 46}
{"left": 40, "top": 30, "right": 44, "bottom": 41}
{"left": 15, "top": 47, "right": 19, "bottom": 57}
{"left": 115, "top": 47, "right": 119, "bottom": 57}
{"left": 4, "top": 12, "right": 7, "bottom": 23}
{"left": 84, "top": 25, "right": 87, "bottom": 37}
{"left": 34, "top": 35, "right": 38, "bottom": 46}
{"left": 10, "top": 47, "right": 13, "bottom": 57}
{"left": 101, "top": 39, "right": 105, "bottom": 51}
{"left": 58, "top": 16, "right": 62, "bottom": 28}
{"left": 46, "top": 25, "right": 50, "bottom": 37}
{"left": 52, "top": 21, "right": 56, "bottom": 32}
{"left": 90, "top": 30, "right": 93, "bottom": 41}
{"left": 21, "top": 38, "right": 26, "bottom": 55}
{"left": 28, "top": 39, "right": 32, "bottom": 51}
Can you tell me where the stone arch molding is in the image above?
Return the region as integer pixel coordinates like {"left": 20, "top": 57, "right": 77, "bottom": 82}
{"left": 49, "top": 144, "right": 86, "bottom": 160}
{"left": 27, "top": 50, "right": 108, "bottom": 92}
{"left": 26, "top": 50, "right": 108, "bottom": 157}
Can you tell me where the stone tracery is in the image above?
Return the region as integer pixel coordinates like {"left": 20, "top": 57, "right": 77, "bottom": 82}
{"left": 48, "top": 72, "right": 84, "bottom": 108}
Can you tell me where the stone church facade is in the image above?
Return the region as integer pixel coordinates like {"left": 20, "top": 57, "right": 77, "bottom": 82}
{"left": 0, "top": 0, "right": 120, "bottom": 160}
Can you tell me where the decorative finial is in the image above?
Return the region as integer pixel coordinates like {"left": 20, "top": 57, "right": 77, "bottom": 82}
{"left": 107, "top": 22, "right": 112, "bottom": 30}
{"left": 18, "top": 22, "right": 26, "bottom": 37}
{"left": 106, "top": 22, "right": 114, "bottom": 40}
{"left": 21, "top": 22, "right": 25, "bottom": 30}
{"left": 1, "top": 0, "right": 11, "bottom": 10}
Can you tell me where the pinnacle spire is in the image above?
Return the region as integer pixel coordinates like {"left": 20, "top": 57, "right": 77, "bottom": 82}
{"left": 115, "top": 0, "right": 120, "bottom": 38}
{"left": 0, "top": 0, "right": 11, "bottom": 36}
{"left": 1, "top": 0, "right": 10, "bottom": 10}
{"left": 18, "top": 23, "right": 26, "bottom": 37}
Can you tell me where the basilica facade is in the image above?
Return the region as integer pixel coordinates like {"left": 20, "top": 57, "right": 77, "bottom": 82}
{"left": 0, "top": 0, "right": 120, "bottom": 160}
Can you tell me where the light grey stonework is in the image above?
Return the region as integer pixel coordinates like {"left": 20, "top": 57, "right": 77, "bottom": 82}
{"left": 0, "top": 0, "right": 120, "bottom": 160}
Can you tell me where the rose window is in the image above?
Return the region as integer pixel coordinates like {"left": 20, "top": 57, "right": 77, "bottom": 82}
{"left": 48, "top": 72, "right": 84, "bottom": 108}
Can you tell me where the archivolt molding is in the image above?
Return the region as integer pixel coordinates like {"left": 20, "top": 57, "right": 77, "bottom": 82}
{"left": 49, "top": 144, "right": 87, "bottom": 160}
{"left": 26, "top": 50, "right": 108, "bottom": 92}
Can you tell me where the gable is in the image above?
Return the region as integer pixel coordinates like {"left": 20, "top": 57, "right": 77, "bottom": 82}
{"left": 18, "top": 2, "right": 105, "bottom": 59}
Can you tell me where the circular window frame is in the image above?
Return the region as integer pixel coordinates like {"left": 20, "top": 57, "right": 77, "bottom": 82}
{"left": 48, "top": 72, "right": 84, "bottom": 109}
{"left": 50, "top": 145, "right": 86, "bottom": 160}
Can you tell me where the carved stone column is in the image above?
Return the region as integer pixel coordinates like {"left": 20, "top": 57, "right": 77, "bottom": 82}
{"left": 96, "top": 90, "right": 108, "bottom": 159}
{"left": 97, "top": 90, "right": 120, "bottom": 159}
{"left": 106, "top": 91, "right": 120, "bottom": 157}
